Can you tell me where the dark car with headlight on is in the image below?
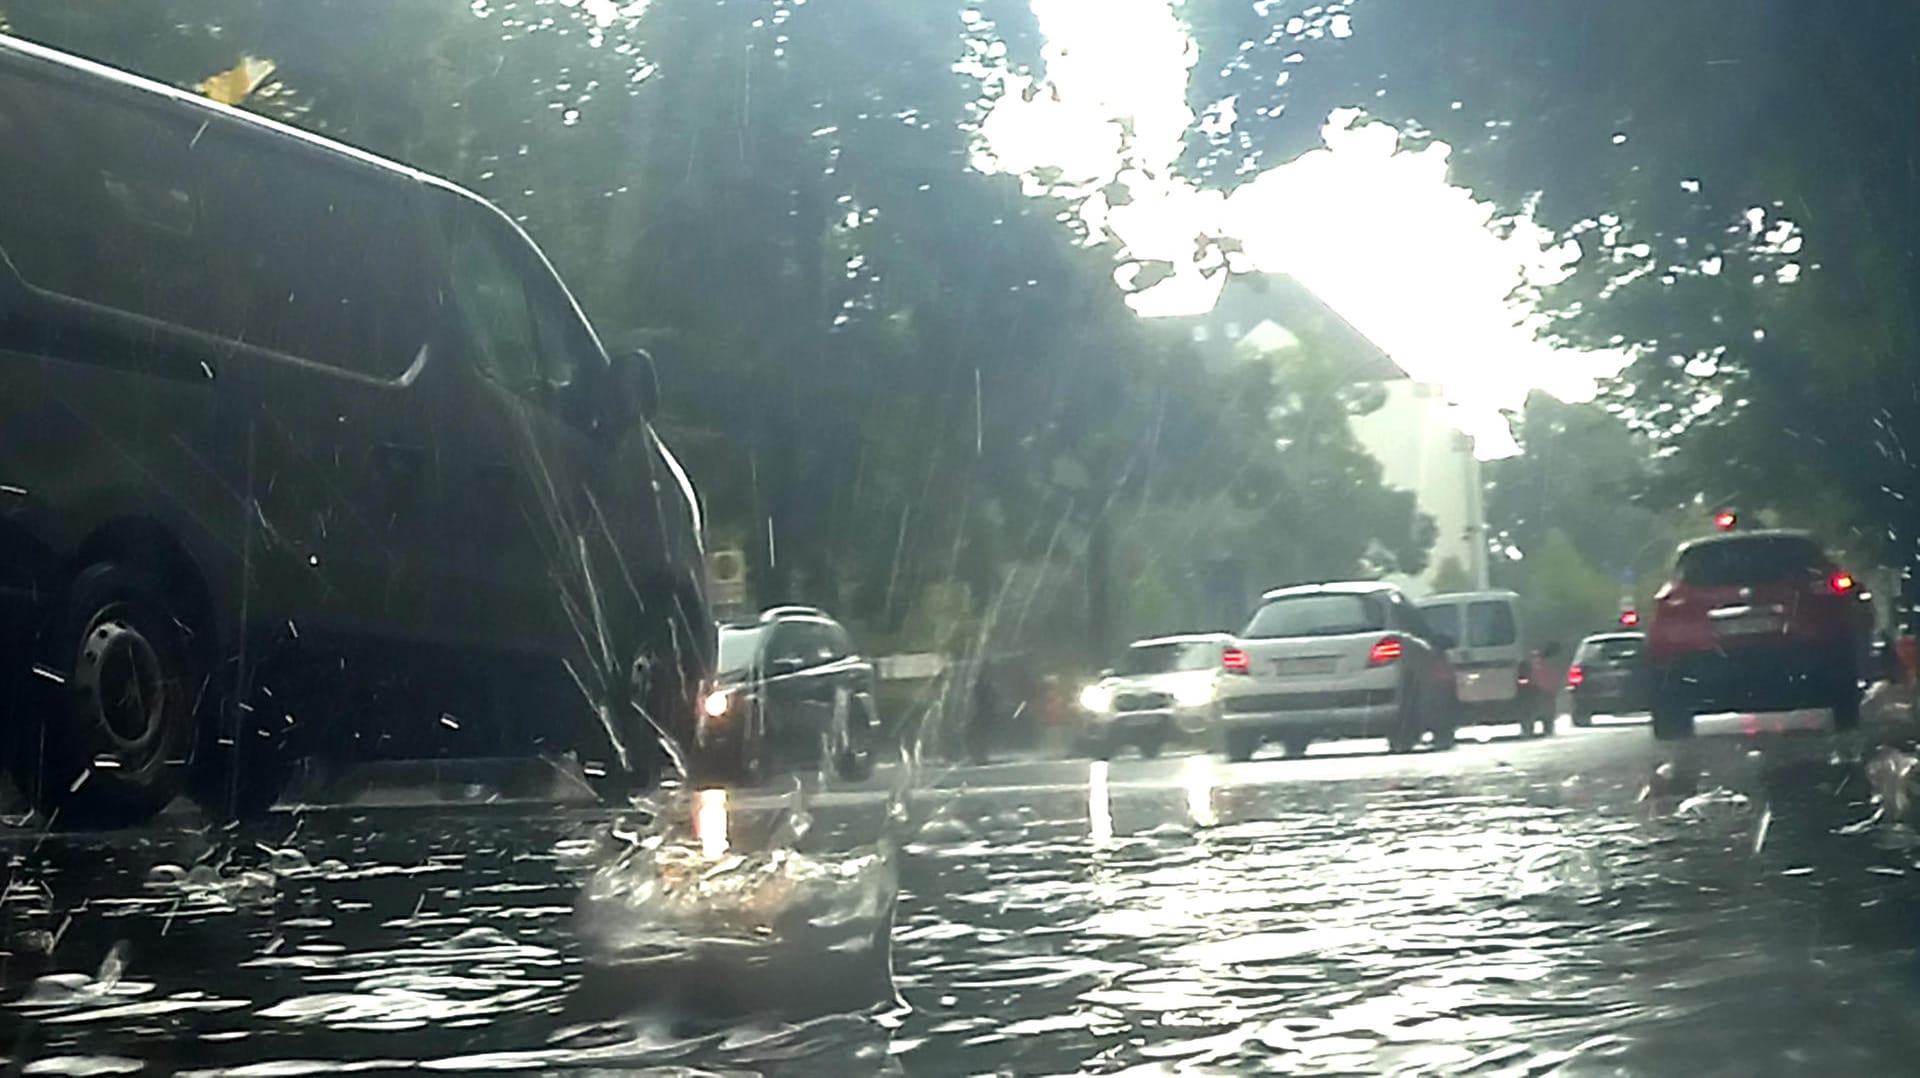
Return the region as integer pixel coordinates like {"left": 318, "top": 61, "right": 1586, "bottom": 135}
{"left": 692, "top": 606, "right": 879, "bottom": 784}
{"left": 1074, "top": 634, "right": 1231, "bottom": 759}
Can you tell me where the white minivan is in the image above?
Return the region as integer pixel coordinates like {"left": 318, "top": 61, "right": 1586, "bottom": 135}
{"left": 1417, "top": 590, "right": 1550, "bottom": 736}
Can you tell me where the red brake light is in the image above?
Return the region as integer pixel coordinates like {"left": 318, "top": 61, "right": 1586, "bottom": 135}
{"left": 1222, "top": 646, "right": 1250, "bottom": 674}
{"left": 1368, "top": 637, "right": 1403, "bottom": 665}
{"left": 1714, "top": 510, "right": 1737, "bottom": 531}
{"left": 1618, "top": 610, "right": 1639, "bottom": 627}
{"left": 1829, "top": 571, "right": 1855, "bottom": 595}
{"left": 1566, "top": 664, "right": 1585, "bottom": 687}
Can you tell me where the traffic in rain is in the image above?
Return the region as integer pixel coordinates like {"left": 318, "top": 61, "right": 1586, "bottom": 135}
{"left": 2, "top": 2, "right": 1920, "bottom": 1075}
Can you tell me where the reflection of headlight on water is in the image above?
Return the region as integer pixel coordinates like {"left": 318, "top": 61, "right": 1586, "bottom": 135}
{"left": 695, "top": 787, "right": 730, "bottom": 859}
{"left": 1079, "top": 684, "right": 1113, "bottom": 713}
{"left": 1184, "top": 755, "right": 1217, "bottom": 828}
{"left": 1172, "top": 679, "right": 1215, "bottom": 708}
{"left": 1087, "top": 761, "right": 1112, "bottom": 846}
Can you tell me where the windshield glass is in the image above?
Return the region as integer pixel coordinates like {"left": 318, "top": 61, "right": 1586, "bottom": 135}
{"left": 8, "top": 4, "right": 1918, "bottom": 1074}
{"left": 1244, "top": 594, "right": 1388, "bottom": 638}
{"left": 717, "top": 626, "right": 764, "bottom": 675}
{"left": 1117, "top": 641, "right": 1215, "bottom": 674}
{"left": 1578, "top": 636, "right": 1646, "bottom": 663}
{"left": 1466, "top": 600, "right": 1518, "bottom": 647}
{"left": 1419, "top": 602, "right": 1463, "bottom": 646}
{"left": 1678, "top": 537, "right": 1826, "bottom": 586}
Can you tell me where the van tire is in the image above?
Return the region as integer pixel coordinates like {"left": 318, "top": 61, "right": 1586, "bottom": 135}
{"left": 13, "top": 564, "right": 200, "bottom": 826}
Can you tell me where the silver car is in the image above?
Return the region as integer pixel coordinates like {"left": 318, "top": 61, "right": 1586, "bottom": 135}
{"left": 1075, "top": 634, "right": 1232, "bottom": 759}
{"left": 1214, "top": 582, "right": 1458, "bottom": 760}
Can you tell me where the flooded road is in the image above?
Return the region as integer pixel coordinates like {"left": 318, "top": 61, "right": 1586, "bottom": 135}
{"left": 6, "top": 704, "right": 1920, "bottom": 1075}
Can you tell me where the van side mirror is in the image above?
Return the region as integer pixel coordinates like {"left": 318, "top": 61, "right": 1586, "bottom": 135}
{"left": 612, "top": 347, "right": 660, "bottom": 423}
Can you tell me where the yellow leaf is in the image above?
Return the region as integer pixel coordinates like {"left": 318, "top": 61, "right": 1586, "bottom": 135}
{"left": 196, "top": 56, "right": 276, "bottom": 106}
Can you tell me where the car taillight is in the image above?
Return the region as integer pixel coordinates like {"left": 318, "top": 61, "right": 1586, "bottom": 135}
{"left": 1368, "top": 637, "right": 1403, "bottom": 665}
{"left": 1828, "top": 571, "right": 1855, "bottom": 595}
{"left": 1222, "top": 646, "right": 1250, "bottom": 674}
{"left": 1566, "top": 664, "right": 1584, "bottom": 687}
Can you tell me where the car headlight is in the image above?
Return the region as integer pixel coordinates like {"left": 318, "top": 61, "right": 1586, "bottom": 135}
{"left": 702, "top": 689, "right": 733, "bottom": 719}
{"left": 1172, "top": 679, "right": 1215, "bottom": 708}
{"left": 1079, "top": 684, "right": 1114, "bottom": 713}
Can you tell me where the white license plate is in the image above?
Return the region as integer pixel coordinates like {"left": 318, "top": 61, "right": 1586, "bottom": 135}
{"left": 1274, "top": 657, "right": 1338, "bottom": 676}
{"left": 1718, "top": 615, "right": 1785, "bottom": 637}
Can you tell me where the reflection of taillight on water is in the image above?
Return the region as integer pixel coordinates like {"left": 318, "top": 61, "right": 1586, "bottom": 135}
{"left": 1368, "top": 637, "right": 1403, "bottom": 666}
{"left": 1566, "top": 664, "right": 1585, "bottom": 687}
{"left": 1222, "top": 646, "right": 1250, "bottom": 674}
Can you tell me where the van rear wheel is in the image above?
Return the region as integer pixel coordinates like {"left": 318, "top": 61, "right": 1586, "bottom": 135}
{"left": 12, "top": 564, "right": 201, "bottom": 826}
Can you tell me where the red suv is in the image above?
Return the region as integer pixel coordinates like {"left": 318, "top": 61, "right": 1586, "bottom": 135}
{"left": 1646, "top": 530, "right": 1865, "bottom": 738}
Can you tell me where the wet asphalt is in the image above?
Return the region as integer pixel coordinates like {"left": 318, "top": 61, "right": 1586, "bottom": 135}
{"left": 3, "top": 699, "right": 1920, "bottom": 1075}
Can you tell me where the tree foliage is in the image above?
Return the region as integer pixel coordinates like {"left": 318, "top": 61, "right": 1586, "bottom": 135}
{"left": 1179, "top": 1, "right": 1920, "bottom": 597}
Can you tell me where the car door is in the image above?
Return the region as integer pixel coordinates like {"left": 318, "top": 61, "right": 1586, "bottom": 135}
{"left": 429, "top": 192, "right": 607, "bottom": 665}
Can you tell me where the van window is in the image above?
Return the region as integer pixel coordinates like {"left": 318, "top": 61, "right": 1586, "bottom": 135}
{"left": 437, "top": 193, "right": 602, "bottom": 406}
{"left": 1419, "top": 602, "right": 1463, "bottom": 647}
{"left": 0, "top": 69, "right": 210, "bottom": 334}
{"left": 1466, "top": 600, "right": 1518, "bottom": 647}
{"left": 198, "top": 127, "right": 430, "bottom": 379}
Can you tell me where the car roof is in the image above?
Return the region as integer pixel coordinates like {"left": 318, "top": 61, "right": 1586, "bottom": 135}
{"left": 0, "top": 32, "right": 435, "bottom": 185}
{"left": 758, "top": 605, "right": 831, "bottom": 623}
{"left": 1259, "top": 580, "right": 1397, "bottom": 601}
{"left": 1417, "top": 589, "right": 1520, "bottom": 604}
{"left": 1675, "top": 528, "right": 1819, "bottom": 554}
{"left": 1129, "top": 633, "right": 1231, "bottom": 648}
{"left": 1579, "top": 631, "right": 1646, "bottom": 643}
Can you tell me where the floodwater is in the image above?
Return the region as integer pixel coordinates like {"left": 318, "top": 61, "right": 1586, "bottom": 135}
{"left": 6, "top": 707, "right": 1920, "bottom": 1076}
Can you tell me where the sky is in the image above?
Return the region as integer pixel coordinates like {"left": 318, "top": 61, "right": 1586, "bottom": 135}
{"left": 970, "top": 0, "right": 1630, "bottom": 459}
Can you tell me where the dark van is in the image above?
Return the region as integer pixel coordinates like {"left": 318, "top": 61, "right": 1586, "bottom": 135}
{"left": 0, "top": 35, "right": 712, "bottom": 824}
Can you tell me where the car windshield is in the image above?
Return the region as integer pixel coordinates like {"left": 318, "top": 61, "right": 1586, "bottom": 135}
{"left": 1244, "top": 594, "right": 1388, "bottom": 638}
{"left": 1580, "top": 637, "right": 1646, "bottom": 663}
{"left": 717, "top": 626, "right": 764, "bottom": 675}
{"left": 9, "top": 4, "right": 1920, "bottom": 1074}
{"left": 1677, "top": 537, "right": 1826, "bottom": 586}
{"left": 1117, "top": 641, "right": 1214, "bottom": 674}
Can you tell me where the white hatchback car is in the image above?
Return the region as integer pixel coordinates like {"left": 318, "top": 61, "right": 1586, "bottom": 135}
{"left": 1215, "top": 582, "right": 1458, "bottom": 760}
{"left": 1075, "top": 633, "right": 1232, "bottom": 758}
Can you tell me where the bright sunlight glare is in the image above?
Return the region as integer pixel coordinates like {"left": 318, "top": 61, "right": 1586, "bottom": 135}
{"left": 972, "top": 0, "right": 1630, "bottom": 458}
